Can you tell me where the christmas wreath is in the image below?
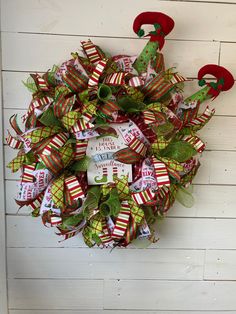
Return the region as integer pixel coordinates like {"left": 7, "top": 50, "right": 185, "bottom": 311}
{"left": 7, "top": 12, "right": 234, "bottom": 248}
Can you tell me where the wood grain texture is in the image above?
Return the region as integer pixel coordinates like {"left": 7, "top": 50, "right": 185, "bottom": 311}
{"left": 8, "top": 279, "right": 103, "bottom": 309}
{"left": 104, "top": 279, "right": 236, "bottom": 310}
{"left": 7, "top": 215, "right": 236, "bottom": 249}
{"left": 9, "top": 311, "right": 236, "bottom": 314}
{"left": 7, "top": 247, "right": 205, "bottom": 280}
{"left": 1, "top": 33, "right": 220, "bottom": 77}
{"left": 1, "top": 0, "right": 236, "bottom": 42}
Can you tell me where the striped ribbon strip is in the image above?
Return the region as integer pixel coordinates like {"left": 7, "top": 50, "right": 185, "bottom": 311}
{"left": 9, "top": 114, "right": 23, "bottom": 135}
{"left": 103, "top": 72, "right": 126, "bottom": 86}
{"left": 24, "top": 96, "right": 53, "bottom": 122}
{"left": 99, "top": 100, "right": 120, "bottom": 117}
{"left": 50, "top": 215, "right": 62, "bottom": 226}
{"left": 142, "top": 72, "right": 174, "bottom": 101}
{"left": 82, "top": 112, "right": 93, "bottom": 122}
{"left": 65, "top": 175, "right": 85, "bottom": 200}
{"left": 32, "top": 73, "right": 50, "bottom": 91}
{"left": 154, "top": 52, "right": 165, "bottom": 73}
{"left": 21, "top": 163, "right": 36, "bottom": 183}
{"left": 41, "top": 132, "right": 69, "bottom": 155}
{"left": 143, "top": 110, "right": 156, "bottom": 124}
{"left": 170, "top": 73, "right": 186, "bottom": 85}
{"left": 126, "top": 134, "right": 147, "bottom": 157}
{"left": 151, "top": 157, "right": 170, "bottom": 188}
{"left": 75, "top": 141, "right": 88, "bottom": 160}
{"left": 111, "top": 201, "right": 131, "bottom": 239}
{"left": 157, "top": 185, "right": 170, "bottom": 212}
{"left": 182, "top": 102, "right": 200, "bottom": 126}
{"left": 53, "top": 94, "right": 76, "bottom": 118}
{"left": 88, "top": 59, "right": 108, "bottom": 87}
{"left": 28, "top": 191, "right": 44, "bottom": 211}
{"left": 124, "top": 217, "right": 137, "bottom": 246}
{"left": 81, "top": 40, "right": 103, "bottom": 64}
{"left": 186, "top": 106, "right": 215, "bottom": 127}
{"left": 128, "top": 76, "right": 144, "bottom": 87}
{"left": 131, "top": 188, "right": 155, "bottom": 205}
{"left": 63, "top": 65, "right": 88, "bottom": 93}
{"left": 70, "top": 118, "right": 94, "bottom": 133}
{"left": 183, "top": 135, "right": 205, "bottom": 153}
{"left": 99, "top": 219, "right": 114, "bottom": 247}
{"left": 6, "top": 131, "right": 23, "bottom": 149}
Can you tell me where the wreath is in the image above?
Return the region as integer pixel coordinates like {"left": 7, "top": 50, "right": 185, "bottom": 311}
{"left": 6, "top": 12, "right": 234, "bottom": 248}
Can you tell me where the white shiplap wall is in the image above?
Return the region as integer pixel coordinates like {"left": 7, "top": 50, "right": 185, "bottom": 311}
{"left": 1, "top": 0, "right": 236, "bottom": 313}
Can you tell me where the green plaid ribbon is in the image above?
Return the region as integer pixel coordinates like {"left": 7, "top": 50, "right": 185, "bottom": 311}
{"left": 51, "top": 175, "right": 65, "bottom": 208}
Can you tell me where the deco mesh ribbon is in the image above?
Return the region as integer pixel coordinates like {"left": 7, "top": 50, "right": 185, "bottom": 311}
{"left": 7, "top": 12, "right": 234, "bottom": 248}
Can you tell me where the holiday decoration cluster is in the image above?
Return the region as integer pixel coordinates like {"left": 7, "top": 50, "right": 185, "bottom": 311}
{"left": 6, "top": 12, "right": 234, "bottom": 248}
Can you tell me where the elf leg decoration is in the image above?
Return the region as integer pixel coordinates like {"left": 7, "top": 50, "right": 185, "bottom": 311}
{"left": 132, "top": 12, "right": 175, "bottom": 74}
{"left": 95, "top": 167, "right": 108, "bottom": 183}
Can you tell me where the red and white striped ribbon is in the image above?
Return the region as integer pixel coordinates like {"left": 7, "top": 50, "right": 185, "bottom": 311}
{"left": 126, "top": 134, "right": 147, "bottom": 157}
{"left": 143, "top": 110, "right": 156, "bottom": 124}
{"left": 111, "top": 201, "right": 131, "bottom": 239}
{"left": 103, "top": 72, "right": 126, "bottom": 86}
{"left": 36, "top": 75, "right": 50, "bottom": 91}
{"left": 170, "top": 73, "right": 186, "bottom": 85}
{"left": 128, "top": 76, "right": 145, "bottom": 87}
{"left": 21, "top": 163, "right": 36, "bottom": 183}
{"left": 186, "top": 106, "right": 215, "bottom": 127}
{"left": 28, "top": 192, "right": 44, "bottom": 211}
{"left": 88, "top": 59, "right": 108, "bottom": 87}
{"left": 65, "top": 175, "right": 85, "bottom": 200}
{"left": 70, "top": 119, "right": 94, "bottom": 133}
{"left": 182, "top": 135, "right": 205, "bottom": 153}
{"left": 99, "top": 219, "right": 114, "bottom": 247}
{"left": 50, "top": 215, "right": 62, "bottom": 226}
{"left": 23, "top": 97, "right": 53, "bottom": 122}
{"left": 81, "top": 40, "right": 102, "bottom": 64}
{"left": 6, "top": 131, "right": 23, "bottom": 149}
{"left": 41, "top": 133, "right": 68, "bottom": 155}
{"left": 74, "top": 141, "right": 88, "bottom": 160}
{"left": 131, "top": 188, "right": 155, "bottom": 205}
{"left": 151, "top": 157, "right": 170, "bottom": 188}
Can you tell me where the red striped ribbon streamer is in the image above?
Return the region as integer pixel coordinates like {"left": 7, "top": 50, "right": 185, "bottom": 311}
{"left": 99, "top": 100, "right": 120, "bottom": 117}
{"left": 21, "top": 163, "right": 36, "bottom": 183}
{"left": 6, "top": 131, "right": 23, "bottom": 149}
{"left": 157, "top": 185, "right": 170, "bottom": 212}
{"left": 65, "top": 175, "right": 85, "bottom": 200}
{"left": 111, "top": 201, "right": 131, "bottom": 239}
{"left": 24, "top": 96, "right": 53, "bottom": 121}
{"left": 82, "top": 112, "right": 93, "bottom": 122}
{"left": 99, "top": 219, "right": 114, "bottom": 247}
{"left": 143, "top": 110, "right": 156, "bottom": 124}
{"left": 41, "top": 133, "right": 69, "bottom": 155}
{"left": 70, "top": 119, "right": 94, "bottom": 133}
{"left": 88, "top": 59, "right": 108, "bottom": 87}
{"left": 182, "top": 135, "right": 205, "bottom": 153}
{"left": 28, "top": 191, "right": 44, "bottom": 211}
{"left": 142, "top": 72, "right": 173, "bottom": 101}
{"left": 186, "top": 106, "right": 215, "bottom": 127}
{"left": 50, "top": 215, "right": 62, "bottom": 226}
{"left": 126, "top": 134, "right": 147, "bottom": 157}
{"left": 103, "top": 72, "right": 126, "bottom": 86}
{"left": 62, "top": 66, "right": 88, "bottom": 93}
{"left": 81, "top": 40, "right": 103, "bottom": 64}
{"left": 75, "top": 141, "right": 88, "bottom": 160}
{"left": 170, "top": 73, "right": 186, "bottom": 85}
{"left": 32, "top": 73, "right": 50, "bottom": 91}
{"left": 131, "top": 188, "right": 155, "bottom": 205}
{"left": 128, "top": 76, "right": 144, "bottom": 87}
{"left": 151, "top": 157, "right": 170, "bottom": 188}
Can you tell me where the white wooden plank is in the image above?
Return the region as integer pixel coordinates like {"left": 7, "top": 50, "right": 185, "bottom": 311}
{"left": 2, "top": 71, "right": 32, "bottom": 109}
{"left": 8, "top": 279, "right": 103, "bottom": 309}
{"left": 6, "top": 180, "right": 236, "bottom": 218}
{"left": 7, "top": 247, "right": 204, "bottom": 280}
{"left": 7, "top": 215, "right": 87, "bottom": 248}
{"left": 3, "top": 73, "right": 236, "bottom": 117}
{"left": 1, "top": 32, "right": 220, "bottom": 77}
{"left": 7, "top": 215, "right": 236, "bottom": 249}
{"left": 220, "top": 43, "right": 236, "bottom": 79}
{"left": 0, "top": 28, "right": 8, "bottom": 314}
{"left": 168, "top": 185, "right": 236, "bottom": 218}
{"left": 1, "top": 0, "right": 236, "bottom": 42}
{"left": 205, "top": 250, "right": 236, "bottom": 280}
{"left": 9, "top": 311, "right": 236, "bottom": 314}
{"left": 104, "top": 279, "right": 236, "bottom": 310}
